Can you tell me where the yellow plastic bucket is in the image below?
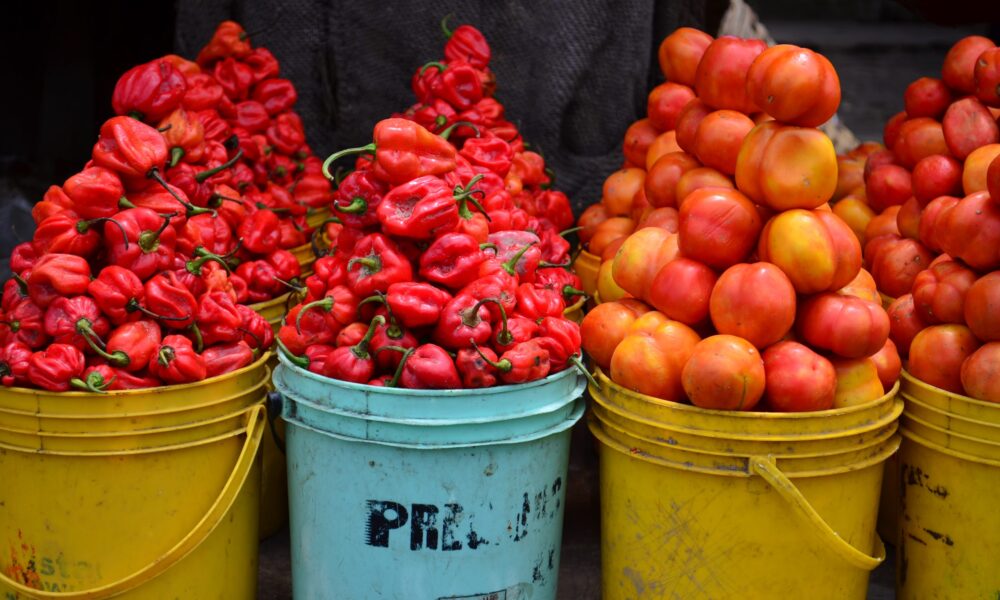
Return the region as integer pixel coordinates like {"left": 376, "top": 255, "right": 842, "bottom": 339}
{"left": 0, "top": 402, "right": 265, "bottom": 599}
{"left": 563, "top": 296, "right": 585, "bottom": 324}
{"left": 588, "top": 368, "right": 900, "bottom": 599}
{"left": 572, "top": 249, "right": 600, "bottom": 298}
{"left": 895, "top": 371, "right": 1000, "bottom": 598}
{"left": 305, "top": 206, "right": 333, "bottom": 229}
{"left": 289, "top": 242, "right": 316, "bottom": 276}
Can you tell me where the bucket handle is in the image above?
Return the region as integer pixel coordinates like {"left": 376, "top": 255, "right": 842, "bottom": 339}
{"left": 0, "top": 404, "right": 266, "bottom": 600}
{"left": 750, "top": 455, "right": 886, "bottom": 571}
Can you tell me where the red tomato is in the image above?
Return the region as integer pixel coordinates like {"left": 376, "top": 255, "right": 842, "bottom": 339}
{"left": 735, "top": 121, "right": 838, "bottom": 211}
{"left": 682, "top": 335, "right": 765, "bottom": 411}
{"left": 709, "top": 262, "right": 796, "bottom": 349}
{"left": 580, "top": 300, "right": 651, "bottom": 370}
{"left": 578, "top": 203, "right": 610, "bottom": 245}
{"left": 797, "top": 293, "right": 889, "bottom": 359}
{"left": 694, "top": 36, "right": 767, "bottom": 114}
{"left": 678, "top": 188, "right": 762, "bottom": 270}
{"left": 675, "top": 99, "right": 713, "bottom": 154}
{"left": 942, "top": 35, "right": 996, "bottom": 94}
{"left": 646, "top": 258, "right": 718, "bottom": 326}
{"left": 602, "top": 168, "right": 647, "bottom": 217}
{"left": 645, "top": 152, "right": 700, "bottom": 208}
{"left": 758, "top": 208, "right": 861, "bottom": 294}
{"left": 893, "top": 117, "right": 949, "bottom": 169}
{"left": 588, "top": 217, "right": 635, "bottom": 256}
{"left": 908, "top": 324, "right": 981, "bottom": 394}
{"left": 886, "top": 294, "right": 928, "bottom": 357}
{"left": 918, "top": 195, "right": 959, "bottom": 252}
{"left": 647, "top": 82, "right": 697, "bottom": 131}
{"left": 675, "top": 167, "right": 733, "bottom": 205}
{"left": 960, "top": 343, "right": 1000, "bottom": 402}
{"left": 868, "top": 237, "right": 935, "bottom": 299}
{"left": 896, "top": 197, "right": 922, "bottom": 240}
{"left": 870, "top": 338, "right": 902, "bottom": 390}
{"left": 622, "top": 118, "right": 660, "bottom": 168}
{"left": 912, "top": 154, "right": 962, "bottom": 206}
{"left": 964, "top": 271, "right": 1000, "bottom": 342}
{"left": 610, "top": 319, "right": 700, "bottom": 401}
{"left": 903, "top": 77, "right": 952, "bottom": 119}
{"left": 692, "top": 110, "right": 755, "bottom": 175}
{"left": 658, "top": 27, "right": 713, "bottom": 87}
{"left": 865, "top": 164, "right": 912, "bottom": 213}
{"left": 988, "top": 153, "right": 1000, "bottom": 204}
{"left": 938, "top": 191, "right": 1000, "bottom": 271}
{"left": 883, "top": 112, "right": 908, "bottom": 148}
{"left": 962, "top": 144, "right": 1000, "bottom": 195}
{"left": 611, "top": 228, "right": 679, "bottom": 300}
{"left": 974, "top": 47, "right": 1000, "bottom": 107}
{"left": 746, "top": 44, "right": 841, "bottom": 127}
{"left": 834, "top": 156, "right": 865, "bottom": 202}
{"left": 762, "top": 341, "right": 837, "bottom": 412}
{"left": 942, "top": 97, "right": 999, "bottom": 161}
{"left": 911, "top": 258, "right": 977, "bottom": 325}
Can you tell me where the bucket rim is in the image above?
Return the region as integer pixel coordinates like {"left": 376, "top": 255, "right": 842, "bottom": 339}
{"left": 901, "top": 410, "right": 1000, "bottom": 449}
{"left": 901, "top": 392, "right": 1000, "bottom": 432}
{"left": 249, "top": 291, "right": 293, "bottom": 312}
{"left": 593, "top": 367, "right": 900, "bottom": 420}
{"left": 278, "top": 386, "right": 578, "bottom": 426}
{"left": 276, "top": 350, "right": 581, "bottom": 396}
{"left": 0, "top": 351, "right": 272, "bottom": 399}
{"left": 0, "top": 414, "right": 256, "bottom": 456}
{"left": 901, "top": 369, "right": 1000, "bottom": 412}
{"left": 0, "top": 398, "right": 264, "bottom": 440}
{"left": 590, "top": 382, "right": 903, "bottom": 442}
{"left": 283, "top": 397, "right": 585, "bottom": 449}
{"left": 590, "top": 397, "right": 902, "bottom": 458}
{"left": 0, "top": 369, "right": 270, "bottom": 421}
{"left": 589, "top": 413, "right": 902, "bottom": 478}
{"left": 901, "top": 425, "right": 1000, "bottom": 467}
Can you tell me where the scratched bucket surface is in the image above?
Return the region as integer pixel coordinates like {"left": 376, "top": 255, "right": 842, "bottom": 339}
{"left": 895, "top": 372, "right": 1000, "bottom": 599}
{"left": 588, "top": 368, "right": 900, "bottom": 600}
{"left": 0, "top": 405, "right": 265, "bottom": 599}
{"left": 273, "top": 353, "right": 585, "bottom": 600}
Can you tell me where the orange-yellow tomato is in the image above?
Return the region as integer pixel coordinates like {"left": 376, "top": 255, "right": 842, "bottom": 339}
{"left": 746, "top": 44, "right": 841, "bottom": 127}
{"left": 602, "top": 168, "right": 647, "bottom": 216}
{"left": 580, "top": 299, "right": 652, "bottom": 370}
{"left": 610, "top": 319, "right": 700, "bottom": 401}
{"left": 831, "top": 357, "right": 884, "bottom": 408}
{"left": 682, "top": 335, "right": 765, "bottom": 411}
{"left": 832, "top": 195, "right": 875, "bottom": 246}
{"left": 735, "top": 121, "right": 837, "bottom": 211}
{"left": 645, "top": 130, "right": 683, "bottom": 170}
{"left": 758, "top": 209, "right": 861, "bottom": 294}
{"left": 611, "top": 228, "right": 679, "bottom": 300}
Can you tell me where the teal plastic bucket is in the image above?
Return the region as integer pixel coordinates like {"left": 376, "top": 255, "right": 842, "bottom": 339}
{"left": 272, "top": 353, "right": 586, "bottom": 600}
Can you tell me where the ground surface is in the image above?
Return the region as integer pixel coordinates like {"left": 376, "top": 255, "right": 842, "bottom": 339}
{"left": 258, "top": 19, "right": 984, "bottom": 599}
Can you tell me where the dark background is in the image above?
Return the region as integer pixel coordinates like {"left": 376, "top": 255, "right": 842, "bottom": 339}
{"left": 0, "top": 0, "right": 997, "bottom": 278}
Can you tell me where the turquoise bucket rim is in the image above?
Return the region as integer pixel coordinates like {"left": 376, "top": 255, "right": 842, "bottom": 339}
{"left": 275, "top": 350, "right": 582, "bottom": 397}
{"left": 284, "top": 397, "right": 586, "bottom": 450}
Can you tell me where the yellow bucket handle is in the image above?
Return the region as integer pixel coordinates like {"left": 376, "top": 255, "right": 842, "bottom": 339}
{"left": 0, "top": 404, "right": 266, "bottom": 599}
{"left": 750, "top": 455, "right": 886, "bottom": 571}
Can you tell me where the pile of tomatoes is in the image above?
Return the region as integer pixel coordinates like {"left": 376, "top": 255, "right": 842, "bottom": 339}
{"left": 579, "top": 29, "right": 900, "bottom": 412}
{"left": 827, "top": 35, "right": 1000, "bottom": 403}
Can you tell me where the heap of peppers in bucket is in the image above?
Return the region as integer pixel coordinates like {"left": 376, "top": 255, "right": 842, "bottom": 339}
{"left": 0, "top": 22, "right": 335, "bottom": 392}
{"left": 578, "top": 29, "right": 902, "bottom": 412}
{"left": 277, "top": 21, "right": 585, "bottom": 389}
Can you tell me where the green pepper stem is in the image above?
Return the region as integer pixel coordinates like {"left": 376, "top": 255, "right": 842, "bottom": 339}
{"left": 147, "top": 167, "right": 215, "bottom": 218}
{"left": 186, "top": 252, "right": 231, "bottom": 276}
{"left": 502, "top": 242, "right": 538, "bottom": 276}
{"left": 295, "top": 297, "right": 334, "bottom": 334}
{"left": 352, "top": 315, "right": 386, "bottom": 360}
{"left": 169, "top": 147, "right": 185, "bottom": 168}
{"left": 126, "top": 298, "right": 190, "bottom": 322}
{"left": 559, "top": 226, "right": 583, "bottom": 238}
{"left": 321, "top": 143, "right": 377, "bottom": 181}
{"left": 157, "top": 124, "right": 173, "bottom": 133}
{"left": 137, "top": 212, "right": 175, "bottom": 254}
{"left": 332, "top": 165, "right": 352, "bottom": 187}
{"left": 539, "top": 259, "right": 572, "bottom": 269}
{"left": 473, "top": 341, "right": 512, "bottom": 373}
{"left": 70, "top": 371, "right": 115, "bottom": 394}
{"left": 439, "top": 121, "right": 481, "bottom": 141}
{"left": 190, "top": 323, "right": 204, "bottom": 353}
{"left": 80, "top": 217, "right": 129, "bottom": 249}
{"left": 275, "top": 337, "right": 310, "bottom": 369}
{"left": 569, "top": 354, "right": 599, "bottom": 389}
{"left": 334, "top": 196, "right": 368, "bottom": 214}
{"left": 273, "top": 276, "right": 304, "bottom": 293}
{"left": 440, "top": 13, "right": 455, "bottom": 38}
{"left": 385, "top": 346, "right": 414, "bottom": 388}
{"left": 563, "top": 286, "right": 588, "bottom": 299}
{"left": 479, "top": 242, "right": 497, "bottom": 252}
{"left": 11, "top": 273, "right": 28, "bottom": 296}
{"left": 77, "top": 321, "right": 130, "bottom": 367}
{"left": 347, "top": 256, "right": 381, "bottom": 274}
{"left": 420, "top": 61, "right": 448, "bottom": 75}
{"left": 119, "top": 196, "right": 136, "bottom": 209}
{"left": 480, "top": 298, "right": 513, "bottom": 347}
{"left": 194, "top": 149, "right": 244, "bottom": 183}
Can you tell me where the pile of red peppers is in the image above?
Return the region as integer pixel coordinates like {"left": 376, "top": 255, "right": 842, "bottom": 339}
{"left": 278, "top": 21, "right": 586, "bottom": 389}
{"left": 0, "top": 21, "right": 337, "bottom": 392}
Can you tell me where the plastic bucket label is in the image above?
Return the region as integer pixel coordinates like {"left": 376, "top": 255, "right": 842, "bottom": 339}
{"left": 437, "top": 583, "right": 533, "bottom": 599}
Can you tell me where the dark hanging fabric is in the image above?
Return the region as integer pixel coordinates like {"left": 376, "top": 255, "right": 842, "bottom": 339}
{"left": 174, "top": 0, "right": 726, "bottom": 212}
